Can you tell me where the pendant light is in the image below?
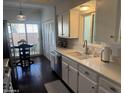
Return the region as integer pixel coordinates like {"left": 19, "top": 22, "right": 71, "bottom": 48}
{"left": 16, "top": 0, "right": 26, "bottom": 21}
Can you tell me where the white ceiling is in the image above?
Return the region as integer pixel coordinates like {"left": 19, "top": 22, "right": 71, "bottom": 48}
{"left": 3, "top": 0, "right": 62, "bottom": 9}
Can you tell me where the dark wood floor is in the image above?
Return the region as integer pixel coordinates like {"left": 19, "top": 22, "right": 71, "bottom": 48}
{"left": 12, "top": 56, "right": 58, "bottom": 93}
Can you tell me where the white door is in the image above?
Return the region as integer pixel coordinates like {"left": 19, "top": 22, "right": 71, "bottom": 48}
{"left": 46, "top": 23, "right": 50, "bottom": 59}
{"left": 68, "top": 66, "right": 78, "bottom": 93}
{"left": 98, "top": 87, "right": 110, "bottom": 93}
{"left": 62, "top": 62, "right": 68, "bottom": 84}
{"left": 42, "top": 23, "right": 47, "bottom": 57}
{"left": 49, "top": 22, "right": 56, "bottom": 52}
{"left": 42, "top": 20, "right": 56, "bottom": 60}
{"left": 78, "top": 72, "right": 97, "bottom": 93}
{"left": 42, "top": 23, "right": 46, "bottom": 56}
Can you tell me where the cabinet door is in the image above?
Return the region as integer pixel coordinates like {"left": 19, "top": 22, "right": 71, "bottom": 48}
{"left": 99, "top": 87, "right": 110, "bottom": 93}
{"left": 62, "top": 12, "right": 69, "bottom": 37}
{"left": 78, "top": 72, "right": 97, "bottom": 93}
{"left": 57, "top": 15, "right": 63, "bottom": 37}
{"left": 68, "top": 66, "right": 78, "bottom": 93}
{"left": 70, "top": 9, "right": 79, "bottom": 38}
{"left": 96, "top": 0, "right": 120, "bottom": 43}
{"left": 62, "top": 62, "right": 68, "bottom": 84}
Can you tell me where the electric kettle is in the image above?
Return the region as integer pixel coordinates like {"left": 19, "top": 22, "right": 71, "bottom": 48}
{"left": 101, "top": 47, "right": 112, "bottom": 62}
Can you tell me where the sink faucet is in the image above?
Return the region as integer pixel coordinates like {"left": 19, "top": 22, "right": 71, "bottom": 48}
{"left": 83, "top": 40, "right": 89, "bottom": 55}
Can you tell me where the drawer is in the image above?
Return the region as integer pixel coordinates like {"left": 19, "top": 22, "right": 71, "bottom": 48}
{"left": 79, "top": 65, "right": 98, "bottom": 82}
{"left": 62, "top": 56, "right": 78, "bottom": 69}
{"left": 99, "top": 77, "right": 121, "bottom": 93}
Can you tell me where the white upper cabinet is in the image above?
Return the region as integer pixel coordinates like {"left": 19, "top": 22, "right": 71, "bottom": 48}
{"left": 69, "top": 9, "right": 79, "bottom": 38}
{"left": 57, "top": 9, "right": 79, "bottom": 38}
{"left": 57, "top": 15, "right": 63, "bottom": 37}
{"left": 95, "top": 0, "right": 120, "bottom": 43}
{"left": 62, "top": 12, "right": 70, "bottom": 37}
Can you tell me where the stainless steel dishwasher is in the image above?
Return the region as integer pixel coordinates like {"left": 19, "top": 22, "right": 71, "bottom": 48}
{"left": 50, "top": 51, "right": 62, "bottom": 78}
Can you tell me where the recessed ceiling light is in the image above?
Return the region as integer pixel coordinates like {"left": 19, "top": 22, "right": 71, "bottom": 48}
{"left": 80, "top": 5, "right": 90, "bottom": 11}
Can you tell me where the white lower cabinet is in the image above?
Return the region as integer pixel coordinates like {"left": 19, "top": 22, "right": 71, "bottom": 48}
{"left": 68, "top": 66, "right": 78, "bottom": 93}
{"left": 62, "top": 60, "right": 78, "bottom": 93}
{"left": 98, "top": 77, "right": 120, "bottom": 93}
{"left": 61, "top": 56, "right": 120, "bottom": 93}
{"left": 62, "top": 61, "right": 68, "bottom": 84}
{"left": 98, "top": 87, "right": 110, "bottom": 93}
{"left": 78, "top": 72, "right": 97, "bottom": 93}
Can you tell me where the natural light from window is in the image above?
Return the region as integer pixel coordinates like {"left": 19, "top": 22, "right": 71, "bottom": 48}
{"left": 8, "top": 23, "right": 40, "bottom": 56}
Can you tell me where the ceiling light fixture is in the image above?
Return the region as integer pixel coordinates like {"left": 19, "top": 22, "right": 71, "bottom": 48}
{"left": 80, "top": 5, "right": 90, "bottom": 11}
{"left": 16, "top": 0, "right": 26, "bottom": 21}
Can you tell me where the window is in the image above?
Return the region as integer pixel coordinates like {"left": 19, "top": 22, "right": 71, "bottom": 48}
{"left": 80, "top": 13, "right": 96, "bottom": 43}
{"left": 8, "top": 23, "right": 40, "bottom": 56}
{"left": 26, "top": 24, "right": 40, "bottom": 54}
{"left": 11, "top": 23, "right": 26, "bottom": 46}
{"left": 83, "top": 15, "right": 91, "bottom": 43}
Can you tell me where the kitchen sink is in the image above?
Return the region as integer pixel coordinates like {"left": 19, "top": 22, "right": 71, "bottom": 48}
{"left": 67, "top": 51, "right": 93, "bottom": 60}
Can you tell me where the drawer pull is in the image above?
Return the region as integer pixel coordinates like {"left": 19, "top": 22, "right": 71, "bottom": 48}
{"left": 110, "top": 87, "right": 117, "bottom": 92}
{"left": 84, "top": 71, "right": 89, "bottom": 75}
{"left": 91, "top": 86, "right": 95, "bottom": 89}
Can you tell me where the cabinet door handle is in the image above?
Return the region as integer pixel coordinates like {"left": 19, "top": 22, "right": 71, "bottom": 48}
{"left": 110, "top": 87, "right": 117, "bottom": 92}
{"left": 84, "top": 71, "right": 89, "bottom": 75}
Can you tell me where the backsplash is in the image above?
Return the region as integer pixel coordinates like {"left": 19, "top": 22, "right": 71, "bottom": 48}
{"left": 66, "top": 39, "right": 121, "bottom": 63}
{"left": 67, "top": 39, "right": 103, "bottom": 56}
{"left": 67, "top": 39, "right": 84, "bottom": 51}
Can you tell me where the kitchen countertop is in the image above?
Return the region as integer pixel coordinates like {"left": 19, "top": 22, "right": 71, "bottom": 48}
{"left": 56, "top": 47, "right": 121, "bottom": 86}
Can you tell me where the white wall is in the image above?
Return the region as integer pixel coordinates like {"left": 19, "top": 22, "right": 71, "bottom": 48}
{"left": 40, "top": 6, "right": 55, "bottom": 22}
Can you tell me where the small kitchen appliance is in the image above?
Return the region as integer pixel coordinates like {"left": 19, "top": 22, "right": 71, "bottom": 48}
{"left": 101, "top": 47, "right": 112, "bottom": 62}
